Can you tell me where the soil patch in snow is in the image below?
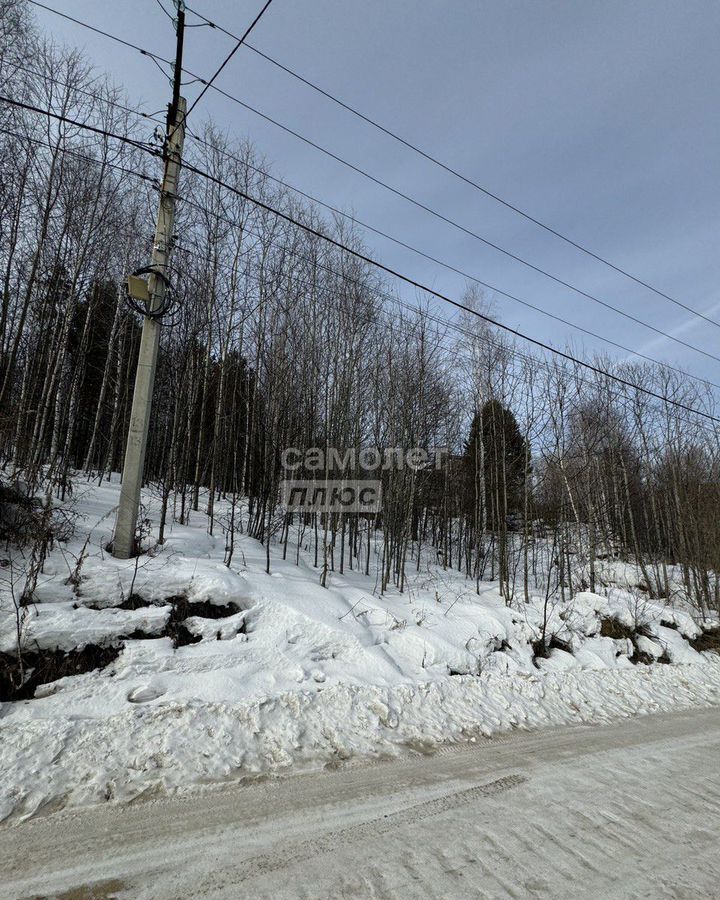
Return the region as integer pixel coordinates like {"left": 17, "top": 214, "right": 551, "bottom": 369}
{"left": 121, "top": 594, "right": 244, "bottom": 649}
{"left": 1, "top": 594, "right": 244, "bottom": 700}
{"left": 690, "top": 627, "right": 720, "bottom": 655}
{"left": 599, "top": 616, "right": 671, "bottom": 665}
{"left": 0, "top": 644, "right": 120, "bottom": 702}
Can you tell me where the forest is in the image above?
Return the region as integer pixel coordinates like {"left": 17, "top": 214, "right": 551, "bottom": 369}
{"left": 2, "top": 0, "right": 720, "bottom": 624}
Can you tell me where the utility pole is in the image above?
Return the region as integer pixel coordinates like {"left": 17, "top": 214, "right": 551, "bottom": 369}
{"left": 112, "top": 4, "right": 186, "bottom": 559}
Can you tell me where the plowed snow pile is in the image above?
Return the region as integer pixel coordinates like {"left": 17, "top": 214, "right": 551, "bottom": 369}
{"left": 2, "top": 479, "right": 719, "bottom": 821}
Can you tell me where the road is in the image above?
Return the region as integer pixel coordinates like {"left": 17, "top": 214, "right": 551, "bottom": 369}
{"left": 1, "top": 706, "right": 719, "bottom": 899}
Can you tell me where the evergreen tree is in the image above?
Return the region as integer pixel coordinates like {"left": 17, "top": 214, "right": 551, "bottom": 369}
{"left": 464, "top": 400, "right": 528, "bottom": 530}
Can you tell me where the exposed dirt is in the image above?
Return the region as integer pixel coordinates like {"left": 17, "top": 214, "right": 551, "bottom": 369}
{"left": 598, "top": 615, "right": 673, "bottom": 665}
{"left": 599, "top": 617, "right": 635, "bottom": 641}
{"left": 153, "top": 595, "right": 244, "bottom": 649}
{"left": 115, "top": 593, "right": 241, "bottom": 619}
{"left": 531, "top": 632, "right": 574, "bottom": 663}
{"left": 165, "top": 595, "right": 241, "bottom": 621}
{"left": 0, "top": 644, "right": 120, "bottom": 702}
{"left": 116, "top": 593, "right": 153, "bottom": 611}
{"left": 0, "top": 595, "right": 244, "bottom": 701}
{"left": 690, "top": 627, "right": 720, "bottom": 655}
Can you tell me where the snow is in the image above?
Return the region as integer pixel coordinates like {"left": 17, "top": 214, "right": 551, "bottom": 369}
{"left": 0, "top": 602, "right": 171, "bottom": 653}
{"left": 3, "top": 707, "right": 719, "bottom": 899}
{"left": 1, "top": 478, "right": 720, "bottom": 822}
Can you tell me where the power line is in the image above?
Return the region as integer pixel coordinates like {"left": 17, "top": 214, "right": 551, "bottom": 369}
{"left": 171, "top": 172, "right": 720, "bottom": 424}
{"left": 168, "top": 227, "right": 720, "bottom": 441}
{"left": 26, "top": 0, "right": 173, "bottom": 67}
{"left": 5, "top": 114, "right": 718, "bottom": 436}
{"left": 7, "top": 55, "right": 715, "bottom": 391}
{"left": 185, "top": 1, "right": 720, "bottom": 332}
{"left": 173, "top": 192, "right": 720, "bottom": 435}
{"left": 8, "top": 60, "right": 167, "bottom": 129}
{"left": 184, "top": 0, "right": 276, "bottom": 120}
{"left": 0, "top": 124, "right": 157, "bottom": 184}
{"left": 0, "top": 95, "right": 161, "bottom": 156}
{"left": 184, "top": 90, "right": 720, "bottom": 365}
{"left": 27, "top": 0, "right": 720, "bottom": 366}
{"left": 153, "top": 0, "right": 175, "bottom": 21}
{"left": 2, "top": 90, "right": 719, "bottom": 425}
{"left": 180, "top": 126, "right": 720, "bottom": 393}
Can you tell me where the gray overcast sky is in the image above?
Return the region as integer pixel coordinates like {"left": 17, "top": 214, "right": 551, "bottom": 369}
{"left": 32, "top": 0, "right": 720, "bottom": 386}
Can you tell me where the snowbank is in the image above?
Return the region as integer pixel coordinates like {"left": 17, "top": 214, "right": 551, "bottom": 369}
{"left": 3, "top": 662, "right": 719, "bottom": 821}
{"left": 1, "top": 479, "right": 719, "bottom": 821}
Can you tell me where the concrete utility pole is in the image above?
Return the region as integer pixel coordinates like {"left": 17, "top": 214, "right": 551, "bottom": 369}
{"left": 113, "top": 7, "right": 186, "bottom": 559}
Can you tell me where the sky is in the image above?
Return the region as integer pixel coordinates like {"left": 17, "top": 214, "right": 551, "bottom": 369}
{"left": 30, "top": 0, "right": 720, "bottom": 390}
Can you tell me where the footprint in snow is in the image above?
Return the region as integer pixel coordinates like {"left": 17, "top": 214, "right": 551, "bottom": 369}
{"left": 127, "top": 684, "right": 166, "bottom": 704}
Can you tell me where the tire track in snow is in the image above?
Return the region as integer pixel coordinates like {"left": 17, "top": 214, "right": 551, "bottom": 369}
{"left": 3, "top": 707, "right": 720, "bottom": 899}
{"left": 225, "top": 774, "right": 527, "bottom": 884}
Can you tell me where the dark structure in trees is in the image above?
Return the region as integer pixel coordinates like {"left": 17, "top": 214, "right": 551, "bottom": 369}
{"left": 464, "top": 400, "right": 529, "bottom": 531}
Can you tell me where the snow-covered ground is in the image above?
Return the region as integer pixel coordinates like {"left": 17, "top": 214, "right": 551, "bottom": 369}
{"left": 2, "top": 707, "right": 719, "bottom": 899}
{"left": 1, "top": 478, "right": 719, "bottom": 822}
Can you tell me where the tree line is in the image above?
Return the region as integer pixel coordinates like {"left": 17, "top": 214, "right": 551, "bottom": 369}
{"left": 2, "top": 0, "right": 719, "bottom": 619}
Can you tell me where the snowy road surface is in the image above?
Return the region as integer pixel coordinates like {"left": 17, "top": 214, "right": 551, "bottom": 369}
{"left": 1, "top": 707, "right": 719, "bottom": 899}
